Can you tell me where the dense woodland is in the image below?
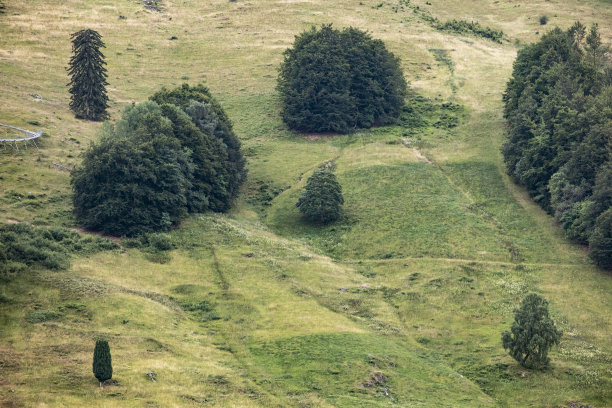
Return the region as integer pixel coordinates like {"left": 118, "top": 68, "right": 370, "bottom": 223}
{"left": 503, "top": 23, "right": 612, "bottom": 268}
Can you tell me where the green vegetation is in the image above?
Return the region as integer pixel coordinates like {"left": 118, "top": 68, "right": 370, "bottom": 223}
{"left": 72, "top": 84, "right": 246, "bottom": 236}
{"left": 1, "top": 0, "right": 612, "bottom": 407}
{"left": 503, "top": 23, "right": 612, "bottom": 268}
{"left": 67, "top": 29, "right": 109, "bottom": 121}
{"left": 502, "top": 294, "right": 562, "bottom": 369}
{"left": 150, "top": 83, "right": 247, "bottom": 210}
{"left": 278, "top": 25, "right": 407, "bottom": 133}
{"left": 93, "top": 340, "right": 112, "bottom": 387}
{"left": 296, "top": 168, "right": 344, "bottom": 224}
{"left": 435, "top": 19, "right": 504, "bottom": 43}
{"left": 0, "top": 222, "right": 117, "bottom": 281}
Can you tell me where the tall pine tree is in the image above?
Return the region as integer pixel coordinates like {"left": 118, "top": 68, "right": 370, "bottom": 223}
{"left": 68, "top": 29, "right": 109, "bottom": 121}
{"left": 93, "top": 340, "right": 113, "bottom": 387}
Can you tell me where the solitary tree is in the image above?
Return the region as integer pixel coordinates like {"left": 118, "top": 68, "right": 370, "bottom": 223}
{"left": 278, "top": 24, "right": 407, "bottom": 133}
{"left": 68, "top": 29, "right": 109, "bottom": 121}
{"left": 93, "top": 340, "right": 112, "bottom": 387}
{"left": 296, "top": 169, "right": 344, "bottom": 224}
{"left": 502, "top": 294, "right": 562, "bottom": 369}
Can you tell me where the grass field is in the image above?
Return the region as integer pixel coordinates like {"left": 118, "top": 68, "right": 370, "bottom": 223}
{"left": 1, "top": 0, "right": 611, "bottom": 406}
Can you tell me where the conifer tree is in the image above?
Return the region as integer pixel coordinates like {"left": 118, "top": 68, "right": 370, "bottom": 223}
{"left": 68, "top": 29, "right": 109, "bottom": 121}
{"left": 93, "top": 340, "right": 113, "bottom": 387}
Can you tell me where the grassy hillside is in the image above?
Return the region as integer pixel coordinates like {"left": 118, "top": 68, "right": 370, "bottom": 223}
{"left": 1, "top": 0, "right": 611, "bottom": 407}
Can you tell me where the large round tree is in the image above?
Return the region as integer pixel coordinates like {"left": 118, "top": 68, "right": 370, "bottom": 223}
{"left": 67, "top": 29, "right": 109, "bottom": 121}
{"left": 71, "top": 102, "right": 192, "bottom": 236}
{"left": 278, "top": 24, "right": 407, "bottom": 134}
{"left": 151, "top": 84, "right": 247, "bottom": 210}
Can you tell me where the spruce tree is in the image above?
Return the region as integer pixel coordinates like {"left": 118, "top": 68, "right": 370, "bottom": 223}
{"left": 93, "top": 340, "right": 112, "bottom": 387}
{"left": 68, "top": 29, "right": 109, "bottom": 121}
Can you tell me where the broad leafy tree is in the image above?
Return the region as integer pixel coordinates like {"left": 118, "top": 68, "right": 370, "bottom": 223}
{"left": 151, "top": 84, "right": 247, "bottom": 210}
{"left": 93, "top": 340, "right": 112, "bottom": 387}
{"left": 296, "top": 170, "right": 344, "bottom": 224}
{"left": 67, "top": 29, "right": 109, "bottom": 121}
{"left": 71, "top": 102, "right": 192, "bottom": 236}
{"left": 278, "top": 25, "right": 407, "bottom": 133}
{"left": 502, "top": 294, "right": 562, "bottom": 369}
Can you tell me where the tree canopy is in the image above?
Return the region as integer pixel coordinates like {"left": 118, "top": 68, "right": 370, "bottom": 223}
{"left": 296, "top": 169, "right": 344, "bottom": 224}
{"left": 72, "top": 84, "right": 246, "bottom": 236}
{"left": 502, "top": 23, "right": 612, "bottom": 269}
{"left": 67, "top": 29, "right": 109, "bottom": 121}
{"left": 151, "top": 84, "right": 246, "bottom": 210}
{"left": 93, "top": 340, "right": 113, "bottom": 386}
{"left": 502, "top": 294, "right": 562, "bottom": 369}
{"left": 278, "top": 24, "right": 407, "bottom": 134}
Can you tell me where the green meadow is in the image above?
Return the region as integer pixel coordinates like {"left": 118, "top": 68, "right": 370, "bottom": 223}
{"left": 1, "top": 0, "right": 611, "bottom": 406}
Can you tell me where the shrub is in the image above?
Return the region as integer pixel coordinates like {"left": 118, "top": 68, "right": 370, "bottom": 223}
{"left": 502, "top": 294, "right": 562, "bottom": 369}
{"left": 278, "top": 24, "right": 407, "bottom": 133}
{"left": 67, "top": 29, "right": 109, "bottom": 121}
{"left": 0, "top": 223, "right": 117, "bottom": 280}
{"left": 539, "top": 15, "right": 549, "bottom": 25}
{"left": 93, "top": 340, "right": 113, "bottom": 387}
{"left": 435, "top": 19, "right": 503, "bottom": 43}
{"left": 25, "top": 309, "right": 63, "bottom": 323}
{"left": 296, "top": 170, "right": 344, "bottom": 224}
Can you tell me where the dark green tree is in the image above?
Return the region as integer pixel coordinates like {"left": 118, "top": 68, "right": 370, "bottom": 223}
{"left": 71, "top": 102, "right": 192, "bottom": 236}
{"left": 93, "top": 340, "right": 112, "bottom": 387}
{"left": 502, "top": 23, "right": 611, "bottom": 268}
{"left": 278, "top": 24, "right": 407, "bottom": 133}
{"left": 296, "top": 170, "right": 344, "bottom": 224}
{"left": 502, "top": 294, "right": 562, "bottom": 369}
{"left": 151, "top": 84, "right": 246, "bottom": 210}
{"left": 67, "top": 29, "right": 109, "bottom": 121}
{"left": 589, "top": 208, "right": 612, "bottom": 270}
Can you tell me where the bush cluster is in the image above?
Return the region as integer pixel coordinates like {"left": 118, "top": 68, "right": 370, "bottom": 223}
{"left": 502, "top": 23, "right": 612, "bottom": 269}
{"left": 435, "top": 19, "right": 503, "bottom": 43}
{"left": 0, "top": 223, "right": 118, "bottom": 281}
{"left": 71, "top": 84, "right": 246, "bottom": 237}
{"left": 278, "top": 25, "right": 407, "bottom": 133}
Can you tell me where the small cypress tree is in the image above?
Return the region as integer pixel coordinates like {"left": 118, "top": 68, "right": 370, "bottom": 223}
{"left": 502, "top": 294, "right": 562, "bottom": 369}
{"left": 67, "top": 29, "right": 109, "bottom": 121}
{"left": 93, "top": 340, "right": 113, "bottom": 387}
{"left": 296, "top": 169, "right": 344, "bottom": 224}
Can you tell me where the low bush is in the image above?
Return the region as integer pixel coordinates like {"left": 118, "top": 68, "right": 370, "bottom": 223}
{"left": 0, "top": 223, "right": 118, "bottom": 281}
{"left": 435, "top": 19, "right": 503, "bottom": 43}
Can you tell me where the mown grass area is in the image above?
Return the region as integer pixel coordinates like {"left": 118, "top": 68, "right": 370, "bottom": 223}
{"left": 1, "top": 0, "right": 612, "bottom": 406}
